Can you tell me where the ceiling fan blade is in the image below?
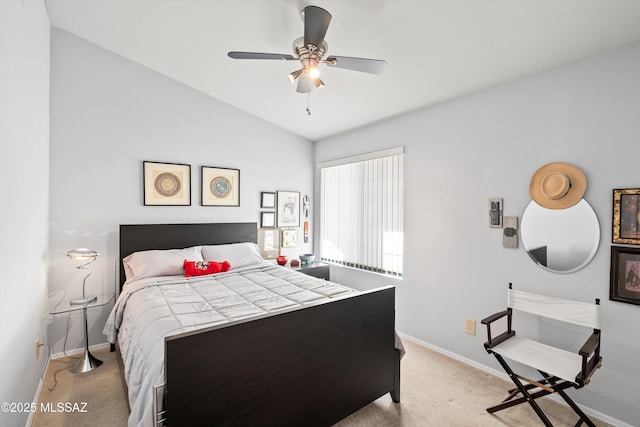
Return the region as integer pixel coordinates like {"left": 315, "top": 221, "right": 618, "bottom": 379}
{"left": 303, "top": 6, "right": 331, "bottom": 49}
{"left": 326, "top": 56, "right": 387, "bottom": 74}
{"left": 296, "top": 73, "right": 315, "bottom": 93}
{"left": 228, "top": 51, "right": 295, "bottom": 61}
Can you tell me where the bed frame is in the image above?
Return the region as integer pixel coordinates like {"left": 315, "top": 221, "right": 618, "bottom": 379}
{"left": 118, "top": 222, "right": 401, "bottom": 426}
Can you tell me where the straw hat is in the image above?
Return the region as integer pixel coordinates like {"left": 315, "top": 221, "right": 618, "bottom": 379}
{"left": 529, "top": 162, "right": 587, "bottom": 209}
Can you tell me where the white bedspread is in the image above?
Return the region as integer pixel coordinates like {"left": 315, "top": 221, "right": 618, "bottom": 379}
{"left": 103, "top": 263, "right": 358, "bottom": 427}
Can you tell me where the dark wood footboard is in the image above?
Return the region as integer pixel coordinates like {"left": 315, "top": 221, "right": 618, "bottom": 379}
{"left": 164, "top": 285, "right": 398, "bottom": 426}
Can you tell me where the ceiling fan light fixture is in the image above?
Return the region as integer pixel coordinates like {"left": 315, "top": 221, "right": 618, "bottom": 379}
{"left": 313, "top": 77, "right": 325, "bottom": 88}
{"left": 308, "top": 67, "right": 320, "bottom": 79}
{"left": 288, "top": 69, "right": 304, "bottom": 83}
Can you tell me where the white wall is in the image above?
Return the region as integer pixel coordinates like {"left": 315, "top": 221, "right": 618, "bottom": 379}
{"left": 315, "top": 43, "right": 640, "bottom": 425}
{"left": 0, "top": 1, "right": 50, "bottom": 426}
{"left": 48, "top": 28, "right": 314, "bottom": 354}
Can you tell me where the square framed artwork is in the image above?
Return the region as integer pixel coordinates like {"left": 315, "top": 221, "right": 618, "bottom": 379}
{"left": 261, "top": 212, "right": 276, "bottom": 228}
{"left": 143, "top": 161, "right": 191, "bottom": 206}
{"left": 277, "top": 191, "right": 300, "bottom": 227}
{"left": 201, "top": 166, "right": 240, "bottom": 206}
{"left": 258, "top": 228, "right": 280, "bottom": 259}
{"left": 610, "top": 245, "right": 640, "bottom": 306}
{"left": 282, "top": 229, "right": 297, "bottom": 248}
{"left": 613, "top": 188, "right": 640, "bottom": 244}
{"left": 261, "top": 192, "right": 276, "bottom": 208}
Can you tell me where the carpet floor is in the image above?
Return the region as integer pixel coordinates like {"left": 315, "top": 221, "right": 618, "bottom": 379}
{"left": 32, "top": 339, "right": 611, "bottom": 426}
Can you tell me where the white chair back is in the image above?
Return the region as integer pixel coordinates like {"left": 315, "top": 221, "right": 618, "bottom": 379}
{"left": 507, "top": 289, "right": 600, "bottom": 329}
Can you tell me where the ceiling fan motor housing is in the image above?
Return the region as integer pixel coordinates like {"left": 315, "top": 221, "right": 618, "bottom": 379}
{"left": 293, "top": 36, "right": 327, "bottom": 70}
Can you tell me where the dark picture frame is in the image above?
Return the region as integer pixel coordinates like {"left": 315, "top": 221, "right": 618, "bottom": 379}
{"left": 277, "top": 191, "right": 300, "bottom": 227}
{"left": 261, "top": 192, "right": 276, "bottom": 208}
{"left": 143, "top": 161, "right": 191, "bottom": 206}
{"left": 610, "top": 245, "right": 640, "bottom": 306}
{"left": 612, "top": 188, "right": 640, "bottom": 244}
{"left": 201, "top": 166, "right": 240, "bottom": 206}
{"left": 261, "top": 212, "right": 276, "bottom": 228}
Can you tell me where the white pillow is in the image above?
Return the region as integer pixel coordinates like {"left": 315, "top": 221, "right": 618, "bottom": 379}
{"left": 123, "top": 246, "right": 203, "bottom": 282}
{"left": 201, "top": 242, "right": 263, "bottom": 270}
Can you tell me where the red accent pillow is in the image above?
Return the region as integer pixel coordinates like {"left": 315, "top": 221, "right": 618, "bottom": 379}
{"left": 183, "top": 260, "right": 231, "bottom": 277}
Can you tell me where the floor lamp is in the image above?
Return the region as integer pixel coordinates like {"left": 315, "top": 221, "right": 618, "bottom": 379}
{"left": 67, "top": 248, "right": 103, "bottom": 373}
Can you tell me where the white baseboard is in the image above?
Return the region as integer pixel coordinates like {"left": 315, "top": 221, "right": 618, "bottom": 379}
{"left": 25, "top": 356, "right": 50, "bottom": 427}
{"left": 398, "top": 332, "right": 631, "bottom": 427}
{"left": 49, "top": 342, "right": 111, "bottom": 360}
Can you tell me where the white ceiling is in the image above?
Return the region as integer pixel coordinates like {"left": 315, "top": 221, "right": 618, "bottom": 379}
{"left": 44, "top": 0, "right": 640, "bottom": 141}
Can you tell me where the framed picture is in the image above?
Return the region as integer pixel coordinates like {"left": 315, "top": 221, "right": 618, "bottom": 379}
{"left": 258, "top": 228, "right": 280, "bottom": 259}
{"left": 610, "top": 246, "right": 640, "bottom": 306}
{"left": 261, "top": 192, "right": 276, "bottom": 208}
{"left": 613, "top": 188, "right": 640, "bottom": 244}
{"left": 143, "top": 161, "right": 191, "bottom": 206}
{"left": 261, "top": 212, "right": 276, "bottom": 228}
{"left": 201, "top": 166, "right": 240, "bottom": 206}
{"left": 282, "top": 229, "right": 297, "bottom": 248}
{"left": 277, "top": 191, "right": 300, "bottom": 227}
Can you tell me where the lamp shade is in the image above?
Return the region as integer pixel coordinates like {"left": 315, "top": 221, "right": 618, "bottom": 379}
{"left": 66, "top": 248, "right": 98, "bottom": 261}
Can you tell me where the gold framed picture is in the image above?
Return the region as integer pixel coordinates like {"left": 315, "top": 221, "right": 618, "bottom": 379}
{"left": 143, "top": 161, "right": 191, "bottom": 206}
{"left": 282, "top": 229, "right": 297, "bottom": 248}
{"left": 613, "top": 188, "right": 640, "bottom": 244}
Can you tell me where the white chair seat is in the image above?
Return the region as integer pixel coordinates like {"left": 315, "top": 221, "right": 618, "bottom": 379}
{"left": 492, "top": 335, "right": 582, "bottom": 383}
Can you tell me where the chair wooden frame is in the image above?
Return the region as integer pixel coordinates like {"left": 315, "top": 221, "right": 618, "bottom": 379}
{"left": 481, "top": 283, "right": 602, "bottom": 427}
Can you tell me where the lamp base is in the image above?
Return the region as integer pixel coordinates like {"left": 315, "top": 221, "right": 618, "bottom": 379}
{"left": 70, "top": 349, "right": 103, "bottom": 374}
{"left": 70, "top": 296, "right": 97, "bottom": 306}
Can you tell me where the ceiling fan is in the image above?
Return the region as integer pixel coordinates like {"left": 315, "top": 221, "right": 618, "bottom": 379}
{"left": 228, "top": 5, "right": 387, "bottom": 95}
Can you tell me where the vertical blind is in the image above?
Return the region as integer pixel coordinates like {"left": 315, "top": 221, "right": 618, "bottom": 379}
{"left": 319, "top": 149, "right": 404, "bottom": 277}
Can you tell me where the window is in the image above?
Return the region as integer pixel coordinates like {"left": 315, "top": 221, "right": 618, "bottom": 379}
{"left": 319, "top": 147, "right": 404, "bottom": 277}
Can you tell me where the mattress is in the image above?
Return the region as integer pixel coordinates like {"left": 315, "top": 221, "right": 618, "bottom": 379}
{"left": 103, "top": 263, "right": 362, "bottom": 427}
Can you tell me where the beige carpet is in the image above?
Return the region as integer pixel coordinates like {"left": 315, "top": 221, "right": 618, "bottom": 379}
{"left": 32, "top": 339, "right": 611, "bottom": 427}
{"left": 32, "top": 347, "right": 128, "bottom": 427}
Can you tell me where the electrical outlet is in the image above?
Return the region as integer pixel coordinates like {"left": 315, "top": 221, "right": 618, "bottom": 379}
{"left": 465, "top": 319, "right": 476, "bottom": 336}
{"left": 35, "top": 338, "right": 40, "bottom": 360}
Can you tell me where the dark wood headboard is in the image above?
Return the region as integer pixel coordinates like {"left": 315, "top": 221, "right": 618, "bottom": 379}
{"left": 119, "top": 222, "right": 257, "bottom": 290}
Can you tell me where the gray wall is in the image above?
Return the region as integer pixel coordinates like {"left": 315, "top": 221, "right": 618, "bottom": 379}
{"left": 0, "top": 1, "right": 50, "bottom": 426}
{"left": 315, "top": 43, "right": 640, "bottom": 425}
{"left": 42, "top": 17, "right": 640, "bottom": 427}
{"left": 48, "top": 28, "right": 315, "bottom": 354}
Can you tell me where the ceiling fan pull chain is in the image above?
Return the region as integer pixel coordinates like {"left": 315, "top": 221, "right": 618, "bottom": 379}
{"left": 306, "top": 84, "right": 312, "bottom": 115}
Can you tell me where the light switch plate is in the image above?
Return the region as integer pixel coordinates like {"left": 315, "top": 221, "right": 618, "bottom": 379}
{"left": 503, "top": 216, "right": 518, "bottom": 248}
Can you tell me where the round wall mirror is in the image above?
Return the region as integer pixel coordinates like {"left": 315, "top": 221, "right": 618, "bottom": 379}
{"left": 520, "top": 199, "right": 600, "bottom": 274}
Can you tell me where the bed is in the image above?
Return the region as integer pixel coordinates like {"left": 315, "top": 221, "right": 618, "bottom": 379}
{"left": 105, "top": 222, "right": 402, "bottom": 427}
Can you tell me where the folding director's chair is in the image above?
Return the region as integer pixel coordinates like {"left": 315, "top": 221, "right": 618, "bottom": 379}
{"left": 481, "top": 283, "right": 602, "bottom": 427}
